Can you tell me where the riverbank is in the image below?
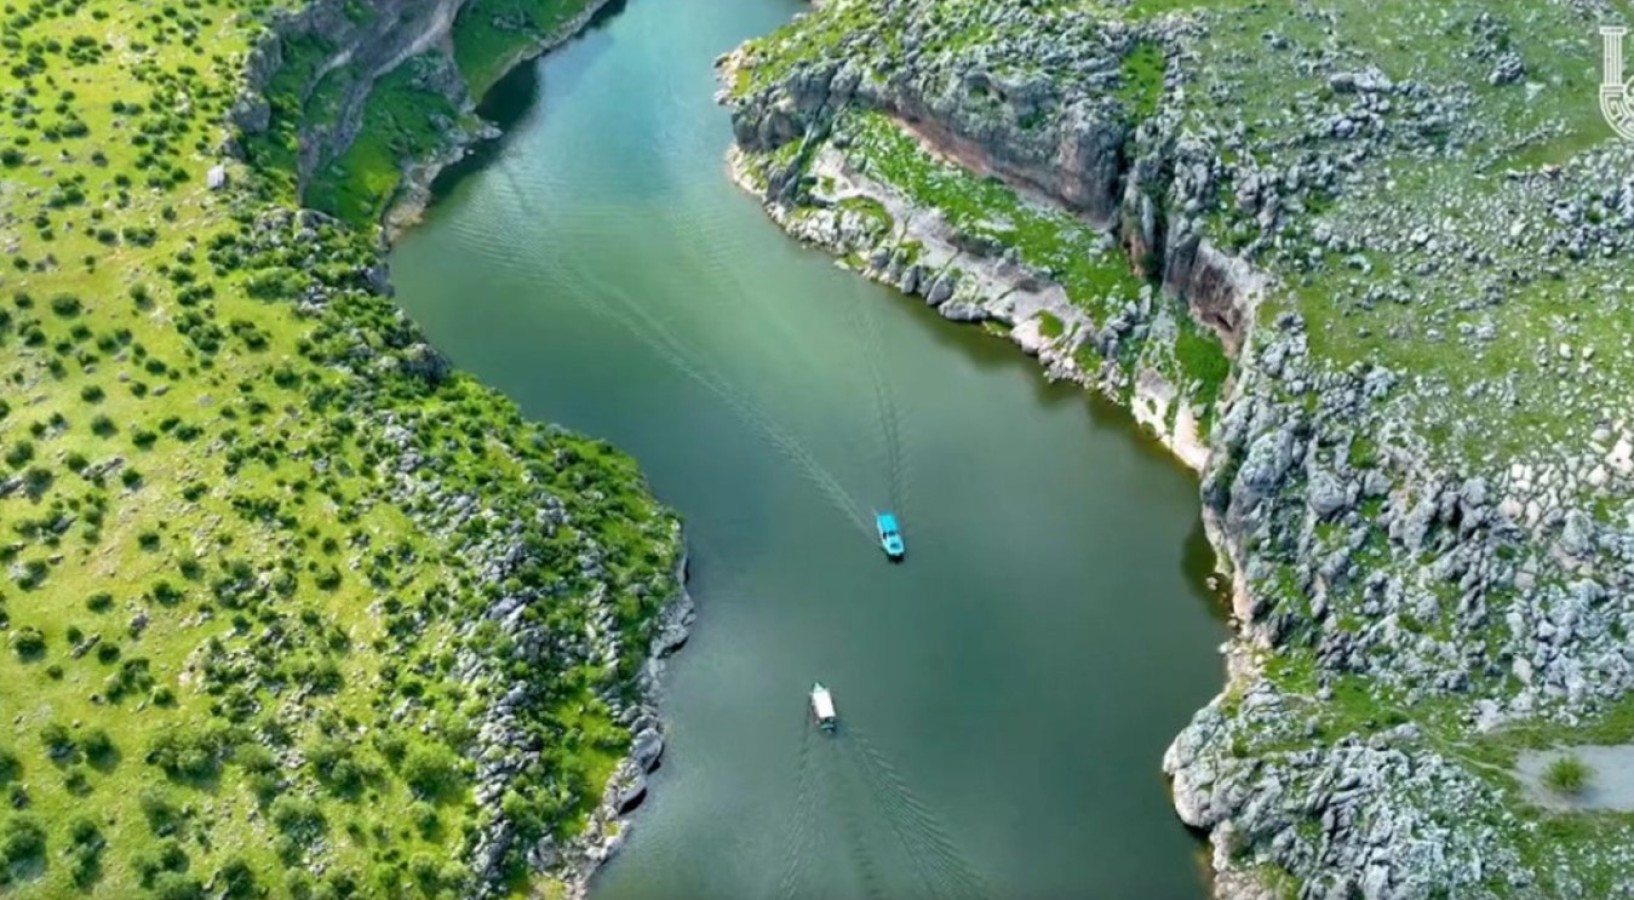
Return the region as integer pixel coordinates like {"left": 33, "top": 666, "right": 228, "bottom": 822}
{"left": 716, "top": 53, "right": 1271, "bottom": 895}
{"left": 721, "top": 1, "right": 1634, "bottom": 896}
{"left": 381, "top": 0, "right": 623, "bottom": 242}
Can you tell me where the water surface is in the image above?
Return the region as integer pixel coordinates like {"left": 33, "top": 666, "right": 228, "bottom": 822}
{"left": 390, "top": 1, "right": 1226, "bottom": 896}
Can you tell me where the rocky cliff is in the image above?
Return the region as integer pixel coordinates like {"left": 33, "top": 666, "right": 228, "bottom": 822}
{"left": 723, "top": 1, "right": 1634, "bottom": 896}
{"left": 233, "top": 0, "right": 471, "bottom": 187}
{"left": 230, "top": 0, "right": 612, "bottom": 227}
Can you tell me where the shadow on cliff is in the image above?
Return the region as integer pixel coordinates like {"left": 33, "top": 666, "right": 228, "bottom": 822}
{"left": 427, "top": 0, "right": 632, "bottom": 206}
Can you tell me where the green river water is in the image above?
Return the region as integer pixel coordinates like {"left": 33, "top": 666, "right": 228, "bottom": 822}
{"left": 388, "top": 1, "right": 1227, "bottom": 896}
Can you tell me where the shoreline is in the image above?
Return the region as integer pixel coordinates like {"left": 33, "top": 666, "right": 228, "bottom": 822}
{"left": 345, "top": 1, "right": 695, "bottom": 895}
{"left": 716, "top": 50, "right": 1271, "bottom": 892}
{"left": 381, "top": 0, "right": 623, "bottom": 245}
{"left": 551, "top": 551, "right": 695, "bottom": 900}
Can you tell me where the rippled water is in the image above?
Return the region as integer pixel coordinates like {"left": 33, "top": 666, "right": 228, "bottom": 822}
{"left": 389, "top": 1, "right": 1226, "bottom": 896}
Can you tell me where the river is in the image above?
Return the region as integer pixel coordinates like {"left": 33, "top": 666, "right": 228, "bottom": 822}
{"left": 387, "top": 0, "right": 1227, "bottom": 897}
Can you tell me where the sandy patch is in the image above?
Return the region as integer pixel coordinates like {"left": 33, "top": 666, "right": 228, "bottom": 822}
{"left": 1515, "top": 744, "right": 1634, "bottom": 812}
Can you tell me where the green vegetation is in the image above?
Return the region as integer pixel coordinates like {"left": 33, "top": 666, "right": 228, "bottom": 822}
{"left": 1171, "top": 313, "right": 1230, "bottom": 424}
{"left": 304, "top": 54, "right": 460, "bottom": 224}
{"left": 844, "top": 110, "right": 1143, "bottom": 320}
{"left": 1115, "top": 39, "right": 1164, "bottom": 121}
{"left": 246, "top": 0, "right": 606, "bottom": 228}
{"left": 1543, "top": 755, "right": 1592, "bottom": 796}
{"left": 0, "top": 0, "right": 676, "bottom": 896}
{"left": 452, "top": 0, "right": 594, "bottom": 97}
{"left": 730, "top": 1, "right": 1634, "bottom": 893}
{"left": 1136, "top": 0, "right": 1625, "bottom": 462}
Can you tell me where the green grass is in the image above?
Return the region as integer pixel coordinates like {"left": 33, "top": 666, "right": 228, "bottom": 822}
{"left": 1172, "top": 313, "right": 1230, "bottom": 409}
{"left": 304, "top": 54, "right": 460, "bottom": 225}
{"left": 452, "top": 0, "right": 593, "bottom": 98}
{"left": 0, "top": 0, "right": 676, "bottom": 896}
{"left": 1116, "top": 39, "right": 1164, "bottom": 120}
{"left": 843, "top": 110, "right": 1143, "bottom": 320}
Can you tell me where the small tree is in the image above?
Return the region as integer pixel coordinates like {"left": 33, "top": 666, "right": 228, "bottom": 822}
{"left": 400, "top": 743, "right": 462, "bottom": 800}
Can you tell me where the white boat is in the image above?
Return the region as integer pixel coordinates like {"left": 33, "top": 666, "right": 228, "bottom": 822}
{"left": 810, "top": 682, "right": 837, "bottom": 733}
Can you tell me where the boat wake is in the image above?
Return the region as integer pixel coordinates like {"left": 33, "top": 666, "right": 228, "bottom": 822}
{"left": 543, "top": 236, "right": 874, "bottom": 537}
{"left": 774, "top": 721, "right": 991, "bottom": 899}
{"left": 846, "top": 286, "right": 910, "bottom": 515}
{"left": 776, "top": 714, "right": 823, "bottom": 900}
{"left": 846, "top": 725, "right": 990, "bottom": 900}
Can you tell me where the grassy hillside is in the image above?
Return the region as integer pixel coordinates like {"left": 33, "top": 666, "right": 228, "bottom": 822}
{"left": 0, "top": 0, "right": 677, "bottom": 897}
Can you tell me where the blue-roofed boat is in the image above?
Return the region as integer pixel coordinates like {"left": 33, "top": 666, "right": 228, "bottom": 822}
{"left": 876, "top": 512, "right": 905, "bottom": 561}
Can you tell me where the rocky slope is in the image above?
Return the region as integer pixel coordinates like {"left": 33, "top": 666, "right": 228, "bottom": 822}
{"left": 722, "top": 0, "right": 1634, "bottom": 896}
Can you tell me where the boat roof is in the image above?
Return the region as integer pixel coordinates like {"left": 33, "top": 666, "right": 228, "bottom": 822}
{"left": 876, "top": 512, "right": 899, "bottom": 529}
{"left": 812, "top": 687, "right": 836, "bottom": 720}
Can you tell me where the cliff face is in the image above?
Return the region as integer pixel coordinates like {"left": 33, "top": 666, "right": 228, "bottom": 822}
{"left": 230, "top": 0, "right": 611, "bottom": 227}
{"left": 234, "top": 0, "right": 471, "bottom": 188}
{"left": 723, "top": 1, "right": 1634, "bottom": 896}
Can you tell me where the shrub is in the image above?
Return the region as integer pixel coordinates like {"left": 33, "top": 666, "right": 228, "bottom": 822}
{"left": 22, "top": 467, "right": 51, "bottom": 497}
{"left": 81, "top": 727, "right": 116, "bottom": 766}
{"left": 40, "top": 722, "right": 75, "bottom": 759}
{"left": 10, "top": 627, "right": 45, "bottom": 660}
{"left": 400, "top": 743, "right": 463, "bottom": 799}
{"left": 231, "top": 743, "right": 277, "bottom": 774}
{"left": 139, "top": 786, "right": 181, "bottom": 835}
{"left": 1544, "top": 754, "right": 1592, "bottom": 796}
{"left": 269, "top": 795, "right": 325, "bottom": 844}
{"left": 216, "top": 857, "right": 258, "bottom": 898}
{"left": 66, "top": 816, "right": 103, "bottom": 885}
{"left": 4, "top": 441, "right": 34, "bottom": 468}
{"left": 149, "top": 871, "right": 204, "bottom": 900}
{"left": 49, "top": 294, "right": 82, "bottom": 317}
{"left": 0, "top": 815, "right": 45, "bottom": 867}
{"left": 146, "top": 729, "right": 222, "bottom": 782}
